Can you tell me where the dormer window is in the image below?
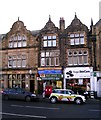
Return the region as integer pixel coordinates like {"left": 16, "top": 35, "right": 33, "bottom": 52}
{"left": 70, "top": 33, "right": 84, "bottom": 45}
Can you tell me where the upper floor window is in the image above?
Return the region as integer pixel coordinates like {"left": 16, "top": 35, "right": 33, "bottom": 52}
{"left": 68, "top": 50, "right": 88, "bottom": 66}
{"left": 70, "top": 33, "right": 84, "bottom": 45}
{"left": 43, "top": 35, "right": 56, "bottom": 47}
{"left": 41, "top": 50, "right": 59, "bottom": 67}
{"left": 9, "top": 34, "right": 27, "bottom": 48}
{"left": 8, "top": 55, "right": 26, "bottom": 68}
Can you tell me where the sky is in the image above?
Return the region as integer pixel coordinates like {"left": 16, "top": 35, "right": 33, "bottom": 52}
{"left": 0, "top": 0, "right": 100, "bottom": 34}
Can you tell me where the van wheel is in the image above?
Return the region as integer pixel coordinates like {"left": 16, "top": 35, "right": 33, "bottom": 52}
{"left": 25, "top": 96, "right": 31, "bottom": 102}
{"left": 50, "top": 97, "right": 57, "bottom": 103}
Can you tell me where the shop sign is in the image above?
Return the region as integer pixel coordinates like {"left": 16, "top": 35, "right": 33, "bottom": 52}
{"left": 45, "top": 74, "right": 61, "bottom": 78}
{"left": 39, "top": 74, "right": 61, "bottom": 80}
{"left": 38, "top": 70, "right": 62, "bottom": 74}
{"left": 64, "top": 67, "right": 93, "bottom": 79}
{"left": 41, "top": 77, "right": 60, "bottom": 80}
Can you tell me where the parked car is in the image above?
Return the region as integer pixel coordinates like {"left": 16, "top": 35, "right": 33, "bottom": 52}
{"left": 1, "top": 88, "right": 38, "bottom": 102}
{"left": 49, "top": 89, "right": 86, "bottom": 105}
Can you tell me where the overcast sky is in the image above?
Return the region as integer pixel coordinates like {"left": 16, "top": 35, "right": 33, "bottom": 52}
{"left": 0, "top": 0, "right": 100, "bottom": 34}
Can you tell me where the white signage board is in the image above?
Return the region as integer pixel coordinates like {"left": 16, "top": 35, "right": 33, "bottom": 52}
{"left": 64, "top": 67, "right": 93, "bottom": 79}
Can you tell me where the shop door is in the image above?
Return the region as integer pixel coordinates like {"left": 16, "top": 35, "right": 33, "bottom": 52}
{"left": 30, "top": 80, "right": 34, "bottom": 93}
{"left": 38, "top": 81, "right": 43, "bottom": 94}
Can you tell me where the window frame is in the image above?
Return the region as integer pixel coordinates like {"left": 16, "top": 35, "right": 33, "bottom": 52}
{"left": 70, "top": 33, "right": 85, "bottom": 45}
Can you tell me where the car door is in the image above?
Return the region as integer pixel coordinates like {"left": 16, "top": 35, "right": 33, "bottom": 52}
{"left": 14, "top": 88, "right": 25, "bottom": 100}
{"left": 62, "top": 90, "right": 72, "bottom": 102}
{"left": 65, "top": 90, "right": 74, "bottom": 102}
{"left": 57, "top": 90, "right": 66, "bottom": 101}
{"left": 8, "top": 88, "right": 16, "bottom": 99}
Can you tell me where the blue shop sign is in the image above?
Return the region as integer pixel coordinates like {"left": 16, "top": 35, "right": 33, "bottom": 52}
{"left": 38, "top": 70, "right": 62, "bottom": 74}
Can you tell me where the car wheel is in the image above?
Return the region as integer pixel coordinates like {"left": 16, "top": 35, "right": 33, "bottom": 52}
{"left": 25, "top": 96, "right": 31, "bottom": 102}
{"left": 4, "top": 95, "right": 9, "bottom": 100}
{"left": 50, "top": 97, "right": 57, "bottom": 104}
{"left": 75, "top": 98, "right": 83, "bottom": 105}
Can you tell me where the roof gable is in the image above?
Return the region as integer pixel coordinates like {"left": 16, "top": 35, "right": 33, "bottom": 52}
{"left": 41, "top": 15, "right": 58, "bottom": 33}
{"left": 66, "top": 14, "right": 88, "bottom": 32}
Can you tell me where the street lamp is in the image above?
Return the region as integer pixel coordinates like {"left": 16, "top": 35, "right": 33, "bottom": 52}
{"left": 29, "top": 70, "right": 32, "bottom": 75}
{"left": 29, "top": 70, "right": 32, "bottom": 79}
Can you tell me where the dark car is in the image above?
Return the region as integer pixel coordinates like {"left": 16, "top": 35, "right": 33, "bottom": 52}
{"left": 1, "top": 88, "right": 38, "bottom": 102}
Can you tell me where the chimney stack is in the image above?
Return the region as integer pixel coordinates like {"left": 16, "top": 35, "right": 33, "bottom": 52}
{"left": 59, "top": 17, "right": 65, "bottom": 32}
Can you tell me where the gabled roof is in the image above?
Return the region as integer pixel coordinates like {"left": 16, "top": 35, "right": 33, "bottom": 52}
{"left": 66, "top": 14, "right": 88, "bottom": 32}
{"left": 94, "top": 19, "right": 101, "bottom": 27}
{"left": 0, "top": 34, "right": 6, "bottom": 40}
{"left": 41, "top": 15, "right": 58, "bottom": 33}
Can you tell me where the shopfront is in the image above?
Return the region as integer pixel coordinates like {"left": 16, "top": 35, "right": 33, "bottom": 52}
{"left": 0, "top": 70, "right": 37, "bottom": 93}
{"left": 64, "top": 67, "right": 93, "bottom": 93}
{"left": 37, "top": 68, "right": 63, "bottom": 94}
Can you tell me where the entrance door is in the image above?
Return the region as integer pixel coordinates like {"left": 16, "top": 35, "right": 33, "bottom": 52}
{"left": 38, "top": 81, "right": 43, "bottom": 94}
{"left": 30, "top": 80, "right": 34, "bottom": 93}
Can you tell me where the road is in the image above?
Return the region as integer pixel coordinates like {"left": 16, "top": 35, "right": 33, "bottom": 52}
{"left": 1, "top": 98, "right": 101, "bottom": 119}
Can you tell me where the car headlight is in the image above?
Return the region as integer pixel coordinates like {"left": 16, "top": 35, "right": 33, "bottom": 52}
{"left": 31, "top": 94, "right": 36, "bottom": 97}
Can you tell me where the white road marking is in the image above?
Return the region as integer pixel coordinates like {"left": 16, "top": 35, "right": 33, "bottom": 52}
{"left": 0, "top": 112, "right": 46, "bottom": 118}
{"left": 11, "top": 105, "right": 24, "bottom": 107}
{"left": 26, "top": 106, "right": 60, "bottom": 110}
{"left": 88, "top": 109, "right": 101, "bottom": 112}
{"left": 11, "top": 104, "right": 60, "bottom": 110}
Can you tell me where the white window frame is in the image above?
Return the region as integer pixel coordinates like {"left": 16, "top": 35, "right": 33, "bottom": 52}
{"left": 43, "top": 41, "right": 47, "bottom": 47}
{"left": 70, "top": 39, "right": 74, "bottom": 45}
{"left": 43, "top": 36, "right": 47, "bottom": 40}
{"left": 75, "top": 38, "right": 79, "bottom": 45}
{"left": 41, "top": 58, "right": 45, "bottom": 66}
{"left": 53, "top": 40, "right": 56, "bottom": 46}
